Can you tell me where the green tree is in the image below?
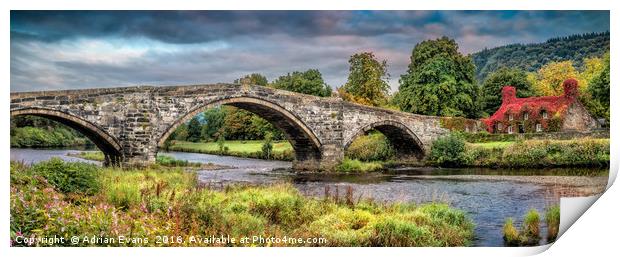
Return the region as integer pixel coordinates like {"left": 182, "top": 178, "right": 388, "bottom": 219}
{"left": 201, "top": 107, "right": 226, "bottom": 140}
{"left": 481, "top": 67, "right": 533, "bottom": 115}
{"left": 340, "top": 52, "right": 390, "bottom": 106}
{"left": 271, "top": 69, "right": 332, "bottom": 97}
{"left": 235, "top": 73, "right": 268, "bottom": 86}
{"left": 587, "top": 52, "right": 610, "bottom": 121}
{"left": 187, "top": 117, "right": 202, "bottom": 142}
{"left": 397, "top": 37, "right": 480, "bottom": 118}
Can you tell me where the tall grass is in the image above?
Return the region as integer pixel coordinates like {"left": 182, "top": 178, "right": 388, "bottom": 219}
{"left": 336, "top": 158, "right": 384, "bottom": 173}
{"left": 503, "top": 218, "right": 521, "bottom": 246}
{"left": 545, "top": 205, "right": 560, "bottom": 242}
{"left": 502, "top": 208, "right": 545, "bottom": 246}
{"left": 10, "top": 160, "right": 474, "bottom": 247}
{"left": 522, "top": 209, "right": 541, "bottom": 245}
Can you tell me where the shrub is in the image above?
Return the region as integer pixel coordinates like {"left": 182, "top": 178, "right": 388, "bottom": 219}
{"left": 503, "top": 218, "right": 521, "bottom": 246}
{"left": 545, "top": 205, "right": 560, "bottom": 242}
{"left": 346, "top": 132, "right": 395, "bottom": 161}
{"left": 261, "top": 132, "right": 274, "bottom": 159}
{"left": 30, "top": 158, "right": 100, "bottom": 195}
{"left": 429, "top": 133, "right": 466, "bottom": 167}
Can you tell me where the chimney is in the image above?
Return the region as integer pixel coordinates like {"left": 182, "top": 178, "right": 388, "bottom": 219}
{"left": 563, "top": 78, "right": 579, "bottom": 100}
{"left": 501, "top": 86, "right": 517, "bottom": 104}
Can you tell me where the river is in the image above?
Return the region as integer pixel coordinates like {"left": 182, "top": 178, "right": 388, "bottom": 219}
{"left": 10, "top": 148, "right": 608, "bottom": 247}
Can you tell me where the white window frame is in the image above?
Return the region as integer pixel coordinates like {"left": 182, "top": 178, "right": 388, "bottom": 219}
{"left": 497, "top": 123, "right": 503, "bottom": 131}
{"left": 523, "top": 113, "right": 528, "bottom": 120}
{"left": 507, "top": 125, "right": 514, "bottom": 134}
{"left": 536, "top": 123, "right": 542, "bottom": 132}
{"left": 542, "top": 110, "right": 548, "bottom": 119}
{"left": 508, "top": 114, "right": 514, "bottom": 121}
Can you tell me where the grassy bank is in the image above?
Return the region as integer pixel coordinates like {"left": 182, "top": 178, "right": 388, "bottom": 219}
{"left": 429, "top": 134, "right": 609, "bottom": 168}
{"left": 167, "top": 140, "right": 294, "bottom": 161}
{"left": 68, "top": 151, "right": 221, "bottom": 169}
{"left": 10, "top": 159, "right": 474, "bottom": 247}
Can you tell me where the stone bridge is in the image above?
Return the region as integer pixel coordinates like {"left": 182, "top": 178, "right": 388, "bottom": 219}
{"left": 10, "top": 83, "right": 456, "bottom": 171}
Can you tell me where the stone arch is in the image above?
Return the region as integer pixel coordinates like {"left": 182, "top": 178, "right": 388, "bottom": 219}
{"left": 157, "top": 96, "right": 322, "bottom": 163}
{"left": 10, "top": 107, "right": 123, "bottom": 165}
{"left": 345, "top": 120, "right": 425, "bottom": 159}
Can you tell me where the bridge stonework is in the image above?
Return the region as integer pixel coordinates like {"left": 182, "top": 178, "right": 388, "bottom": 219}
{"left": 10, "top": 84, "right": 452, "bottom": 171}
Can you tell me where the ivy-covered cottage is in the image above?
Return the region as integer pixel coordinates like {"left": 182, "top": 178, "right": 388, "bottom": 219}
{"left": 483, "top": 79, "right": 599, "bottom": 134}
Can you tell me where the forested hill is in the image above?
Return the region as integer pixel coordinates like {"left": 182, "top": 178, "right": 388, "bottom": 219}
{"left": 472, "top": 31, "right": 610, "bottom": 82}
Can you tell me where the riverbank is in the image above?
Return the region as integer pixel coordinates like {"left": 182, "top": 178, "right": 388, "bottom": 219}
{"left": 166, "top": 140, "right": 294, "bottom": 161}
{"left": 10, "top": 159, "right": 475, "bottom": 247}
{"left": 67, "top": 151, "right": 229, "bottom": 170}
{"left": 429, "top": 136, "right": 610, "bottom": 168}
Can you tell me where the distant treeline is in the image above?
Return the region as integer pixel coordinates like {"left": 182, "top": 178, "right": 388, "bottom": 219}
{"left": 472, "top": 31, "right": 609, "bottom": 82}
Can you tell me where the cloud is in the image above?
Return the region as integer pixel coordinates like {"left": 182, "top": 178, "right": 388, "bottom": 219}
{"left": 10, "top": 10, "right": 609, "bottom": 92}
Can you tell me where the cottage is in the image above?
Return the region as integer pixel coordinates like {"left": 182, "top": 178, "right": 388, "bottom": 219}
{"left": 483, "top": 79, "right": 599, "bottom": 134}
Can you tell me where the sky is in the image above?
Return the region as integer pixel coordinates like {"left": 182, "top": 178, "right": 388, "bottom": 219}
{"left": 10, "top": 10, "right": 610, "bottom": 92}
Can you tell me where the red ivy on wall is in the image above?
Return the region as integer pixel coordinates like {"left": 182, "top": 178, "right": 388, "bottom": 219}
{"left": 482, "top": 79, "right": 579, "bottom": 133}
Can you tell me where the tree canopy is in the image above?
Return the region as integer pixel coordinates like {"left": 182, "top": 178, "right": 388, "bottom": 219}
{"left": 339, "top": 52, "right": 390, "bottom": 106}
{"left": 481, "top": 67, "right": 533, "bottom": 115}
{"left": 396, "top": 37, "right": 480, "bottom": 118}
{"left": 270, "top": 69, "right": 332, "bottom": 97}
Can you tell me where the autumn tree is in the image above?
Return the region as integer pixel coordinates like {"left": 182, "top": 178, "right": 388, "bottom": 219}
{"left": 579, "top": 56, "right": 605, "bottom": 91}
{"left": 531, "top": 61, "right": 581, "bottom": 96}
{"left": 172, "top": 123, "right": 189, "bottom": 141}
{"left": 396, "top": 37, "right": 480, "bottom": 118}
{"left": 481, "top": 67, "right": 532, "bottom": 115}
{"left": 270, "top": 69, "right": 332, "bottom": 97}
{"left": 340, "top": 52, "right": 390, "bottom": 106}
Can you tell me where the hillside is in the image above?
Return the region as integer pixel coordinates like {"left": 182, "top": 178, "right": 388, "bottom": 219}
{"left": 472, "top": 31, "right": 610, "bottom": 82}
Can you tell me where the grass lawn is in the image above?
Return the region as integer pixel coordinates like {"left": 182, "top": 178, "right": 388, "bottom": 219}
{"left": 167, "top": 140, "right": 295, "bottom": 160}
{"left": 169, "top": 140, "right": 293, "bottom": 153}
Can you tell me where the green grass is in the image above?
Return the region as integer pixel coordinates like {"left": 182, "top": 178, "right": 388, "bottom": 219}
{"left": 170, "top": 140, "right": 292, "bottom": 153}
{"left": 68, "top": 151, "right": 105, "bottom": 161}
{"left": 470, "top": 141, "right": 514, "bottom": 149}
{"left": 336, "top": 158, "right": 384, "bottom": 173}
{"left": 10, "top": 160, "right": 474, "bottom": 247}
{"left": 69, "top": 151, "right": 206, "bottom": 168}
{"left": 167, "top": 140, "right": 294, "bottom": 161}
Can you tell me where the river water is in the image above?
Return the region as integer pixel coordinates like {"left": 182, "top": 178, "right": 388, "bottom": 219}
{"left": 10, "top": 148, "right": 608, "bottom": 247}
